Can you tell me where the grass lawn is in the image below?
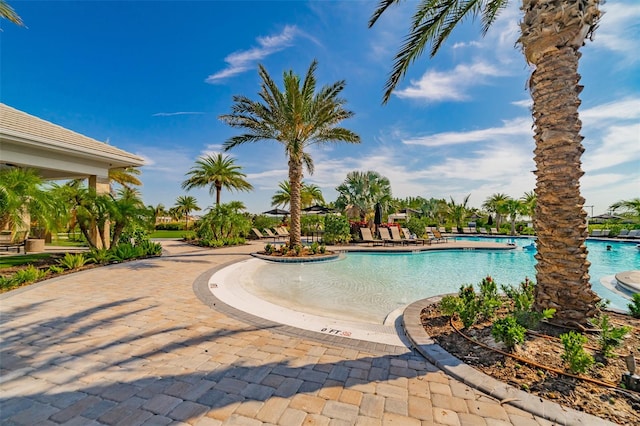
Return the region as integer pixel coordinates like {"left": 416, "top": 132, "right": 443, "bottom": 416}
{"left": 150, "top": 230, "right": 194, "bottom": 239}
{"left": 0, "top": 253, "right": 52, "bottom": 269}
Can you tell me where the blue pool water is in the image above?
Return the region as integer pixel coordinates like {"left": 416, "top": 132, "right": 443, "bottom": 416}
{"left": 242, "top": 238, "right": 640, "bottom": 324}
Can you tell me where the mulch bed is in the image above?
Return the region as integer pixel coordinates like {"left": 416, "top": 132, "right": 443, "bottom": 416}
{"left": 421, "top": 304, "right": 640, "bottom": 425}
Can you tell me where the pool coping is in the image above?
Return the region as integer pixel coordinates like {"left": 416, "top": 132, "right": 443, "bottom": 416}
{"left": 402, "top": 297, "right": 618, "bottom": 426}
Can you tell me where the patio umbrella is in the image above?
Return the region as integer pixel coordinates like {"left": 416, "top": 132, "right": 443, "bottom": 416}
{"left": 262, "top": 208, "right": 290, "bottom": 216}
{"left": 374, "top": 202, "right": 382, "bottom": 234}
{"left": 591, "top": 213, "right": 622, "bottom": 224}
{"left": 302, "top": 205, "right": 332, "bottom": 214}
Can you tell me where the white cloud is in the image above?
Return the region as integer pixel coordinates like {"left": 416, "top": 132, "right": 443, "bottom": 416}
{"left": 590, "top": 2, "right": 640, "bottom": 63}
{"left": 511, "top": 99, "right": 532, "bottom": 108}
{"left": 581, "top": 98, "right": 640, "bottom": 127}
{"left": 583, "top": 123, "right": 640, "bottom": 172}
{"left": 152, "top": 112, "right": 204, "bottom": 117}
{"left": 453, "top": 41, "right": 482, "bottom": 49}
{"left": 394, "top": 61, "right": 506, "bottom": 102}
{"left": 205, "top": 25, "right": 298, "bottom": 83}
{"left": 403, "top": 117, "right": 531, "bottom": 147}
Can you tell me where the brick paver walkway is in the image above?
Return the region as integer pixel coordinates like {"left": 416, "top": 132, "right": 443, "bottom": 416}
{"left": 1, "top": 241, "right": 559, "bottom": 425}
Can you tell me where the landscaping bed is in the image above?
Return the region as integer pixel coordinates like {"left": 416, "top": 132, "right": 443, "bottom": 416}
{"left": 421, "top": 303, "right": 640, "bottom": 425}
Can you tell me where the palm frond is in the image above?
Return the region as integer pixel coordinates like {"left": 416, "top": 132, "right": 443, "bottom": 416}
{"left": 368, "top": 0, "right": 402, "bottom": 27}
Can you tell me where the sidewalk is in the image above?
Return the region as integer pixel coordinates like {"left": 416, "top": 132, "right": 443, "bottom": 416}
{"left": 1, "top": 240, "right": 565, "bottom": 425}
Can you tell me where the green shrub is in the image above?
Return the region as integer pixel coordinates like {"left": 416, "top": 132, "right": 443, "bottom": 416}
{"left": 560, "top": 331, "right": 594, "bottom": 374}
{"left": 629, "top": 293, "right": 640, "bottom": 318}
{"left": 323, "top": 214, "right": 351, "bottom": 244}
{"left": 478, "top": 276, "right": 501, "bottom": 321}
{"left": 492, "top": 316, "right": 526, "bottom": 350}
{"left": 110, "top": 243, "right": 144, "bottom": 262}
{"left": 140, "top": 240, "right": 163, "bottom": 256}
{"left": 0, "top": 275, "right": 16, "bottom": 291}
{"left": 405, "top": 217, "right": 427, "bottom": 238}
{"left": 264, "top": 243, "right": 274, "bottom": 254}
{"left": 48, "top": 265, "right": 65, "bottom": 274}
{"left": 438, "top": 295, "right": 462, "bottom": 316}
{"left": 87, "top": 248, "right": 112, "bottom": 265}
{"left": 591, "top": 314, "right": 631, "bottom": 358}
{"left": 309, "top": 242, "right": 320, "bottom": 254}
{"left": 155, "top": 222, "right": 184, "bottom": 230}
{"left": 502, "top": 278, "right": 555, "bottom": 328}
{"left": 14, "top": 265, "right": 46, "bottom": 283}
{"left": 502, "top": 277, "right": 535, "bottom": 312}
{"left": 58, "top": 253, "right": 88, "bottom": 270}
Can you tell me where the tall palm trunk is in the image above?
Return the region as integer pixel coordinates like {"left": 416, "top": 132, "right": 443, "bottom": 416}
{"left": 216, "top": 184, "right": 222, "bottom": 206}
{"left": 288, "top": 157, "right": 303, "bottom": 249}
{"left": 521, "top": 0, "right": 601, "bottom": 325}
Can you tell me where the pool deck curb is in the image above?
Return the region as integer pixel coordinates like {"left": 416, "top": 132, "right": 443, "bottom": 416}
{"left": 402, "top": 297, "right": 618, "bottom": 426}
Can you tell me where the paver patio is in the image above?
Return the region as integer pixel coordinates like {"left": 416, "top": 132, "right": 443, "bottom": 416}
{"left": 0, "top": 240, "right": 577, "bottom": 425}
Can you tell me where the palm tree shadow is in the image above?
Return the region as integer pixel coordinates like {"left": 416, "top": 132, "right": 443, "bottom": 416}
{"left": 0, "top": 295, "right": 438, "bottom": 424}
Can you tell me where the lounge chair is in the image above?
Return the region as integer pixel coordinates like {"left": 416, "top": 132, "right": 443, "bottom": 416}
{"left": 478, "top": 228, "right": 488, "bottom": 234}
{"left": 591, "top": 229, "right": 602, "bottom": 237}
{"left": 490, "top": 228, "right": 499, "bottom": 235}
{"left": 401, "top": 227, "right": 427, "bottom": 245}
{"left": 0, "top": 231, "right": 28, "bottom": 253}
{"left": 251, "top": 228, "right": 268, "bottom": 240}
{"left": 438, "top": 227, "right": 448, "bottom": 235}
{"left": 378, "top": 227, "right": 400, "bottom": 246}
{"left": 263, "top": 228, "right": 282, "bottom": 240}
{"left": 617, "top": 229, "right": 630, "bottom": 238}
{"left": 462, "top": 227, "right": 475, "bottom": 234}
{"left": 432, "top": 229, "right": 449, "bottom": 243}
{"left": 360, "top": 228, "right": 384, "bottom": 246}
{"left": 627, "top": 230, "right": 640, "bottom": 239}
{"left": 602, "top": 229, "right": 610, "bottom": 237}
{"left": 275, "top": 227, "right": 290, "bottom": 238}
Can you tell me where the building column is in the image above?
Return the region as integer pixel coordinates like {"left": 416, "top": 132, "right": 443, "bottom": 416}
{"left": 89, "top": 175, "right": 111, "bottom": 249}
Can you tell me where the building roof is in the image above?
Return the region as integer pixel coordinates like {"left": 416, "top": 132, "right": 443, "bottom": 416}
{"left": 0, "top": 103, "right": 144, "bottom": 179}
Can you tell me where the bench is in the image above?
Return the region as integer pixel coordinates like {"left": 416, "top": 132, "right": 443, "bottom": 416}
{"left": 0, "top": 231, "right": 28, "bottom": 253}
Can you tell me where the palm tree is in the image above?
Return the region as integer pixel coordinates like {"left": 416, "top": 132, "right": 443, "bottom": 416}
{"left": 609, "top": 198, "right": 640, "bottom": 219}
{"left": 483, "top": 193, "right": 510, "bottom": 231}
{"left": 182, "top": 153, "right": 253, "bottom": 207}
{"left": 0, "top": 168, "right": 52, "bottom": 234}
{"left": 149, "top": 203, "right": 166, "bottom": 225}
{"left": 335, "top": 171, "right": 393, "bottom": 221}
{"left": 109, "top": 167, "right": 142, "bottom": 190}
{"left": 174, "top": 195, "right": 200, "bottom": 230}
{"left": 447, "top": 195, "right": 471, "bottom": 232}
{"left": 0, "top": 1, "right": 23, "bottom": 27}
{"left": 369, "top": 0, "right": 601, "bottom": 324}
{"left": 109, "top": 187, "right": 148, "bottom": 247}
{"left": 304, "top": 183, "right": 325, "bottom": 207}
{"left": 503, "top": 198, "right": 525, "bottom": 236}
{"left": 220, "top": 60, "right": 360, "bottom": 249}
{"left": 520, "top": 191, "right": 537, "bottom": 219}
{"left": 272, "top": 181, "right": 325, "bottom": 210}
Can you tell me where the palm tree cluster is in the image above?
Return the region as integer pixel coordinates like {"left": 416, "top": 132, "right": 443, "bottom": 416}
{"left": 0, "top": 167, "right": 152, "bottom": 249}
{"left": 334, "top": 171, "right": 392, "bottom": 222}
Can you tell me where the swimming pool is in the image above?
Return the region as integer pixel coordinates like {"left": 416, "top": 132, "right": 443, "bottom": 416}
{"left": 238, "top": 238, "right": 639, "bottom": 324}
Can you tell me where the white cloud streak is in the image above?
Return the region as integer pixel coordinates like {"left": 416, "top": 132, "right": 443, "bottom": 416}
{"left": 403, "top": 117, "right": 531, "bottom": 147}
{"left": 394, "top": 61, "right": 507, "bottom": 102}
{"left": 205, "top": 25, "right": 298, "bottom": 83}
{"left": 590, "top": 2, "right": 640, "bottom": 63}
{"left": 152, "top": 112, "right": 204, "bottom": 117}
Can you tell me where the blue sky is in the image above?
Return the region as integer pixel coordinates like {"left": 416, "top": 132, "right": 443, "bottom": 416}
{"left": 2, "top": 1, "right": 638, "bottom": 216}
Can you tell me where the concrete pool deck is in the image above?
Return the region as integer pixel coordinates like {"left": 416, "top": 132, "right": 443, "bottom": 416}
{"left": 0, "top": 240, "right": 612, "bottom": 425}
